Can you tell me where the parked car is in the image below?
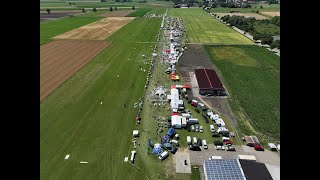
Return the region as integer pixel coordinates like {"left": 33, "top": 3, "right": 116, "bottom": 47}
{"left": 171, "top": 147, "right": 178, "bottom": 154}
{"left": 199, "top": 126, "right": 203, "bottom": 133}
{"left": 202, "top": 140, "right": 208, "bottom": 149}
{"left": 202, "top": 113, "right": 207, "bottom": 118}
{"left": 224, "top": 140, "right": 233, "bottom": 145}
{"left": 195, "top": 125, "right": 199, "bottom": 132}
{"left": 254, "top": 144, "right": 264, "bottom": 151}
{"left": 197, "top": 138, "right": 202, "bottom": 146}
{"left": 212, "top": 133, "right": 220, "bottom": 137}
{"left": 221, "top": 132, "right": 229, "bottom": 137}
{"left": 191, "top": 125, "right": 195, "bottom": 132}
{"left": 210, "top": 125, "right": 215, "bottom": 132}
{"left": 225, "top": 145, "right": 236, "bottom": 151}
{"left": 203, "top": 116, "right": 209, "bottom": 123}
{"left": 194, "top": 108, "right": 200, "bottom": 113}
{"left": 188, "top": 144, "right": 201, "bottom": 151}
{"left": 214, "top": 141, "right": 223, "bottom": 146}
{"left": 215, "top": 145, "right": 225, "bottom": 150}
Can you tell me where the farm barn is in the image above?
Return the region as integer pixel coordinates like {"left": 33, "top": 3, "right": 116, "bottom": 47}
{"left": 195, "top": 69, "right": 226, "bottom": 96}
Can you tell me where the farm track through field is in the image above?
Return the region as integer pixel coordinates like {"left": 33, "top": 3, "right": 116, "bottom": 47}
{"left": 40, "top": 40, "right": 111, "bottom": 101}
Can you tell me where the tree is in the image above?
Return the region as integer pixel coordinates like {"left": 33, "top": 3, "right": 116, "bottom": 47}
{"left": 73, "top": 2, "right": 75, "bottom": 5}
{"left": 82, "top": 8, "right": 86, "bottom": 13}
{"left": 270, "top": 40, "right": 280, "bottom": 49}
{"left": 261, "top": 35, "right": 273, "bottom": 45}
{"left": 69, "top": 2, "right": 72, "bottom": 6}
{"left": 110, "top": 7, "right": 113, "bottom": 11}
{"left": 47, "top": 8, "right": 51, "bottom": 14}
{"left": 93, "top": 8, "right": 97, "bottom": 12}
{"left": 132, "top": 6, "right": 135, "bottom": 10}
{"left": 260, "top": 5, "right": 263, "bottom": 9}
{"left": 115, "top": 7, "right": 118, "bottom": 11}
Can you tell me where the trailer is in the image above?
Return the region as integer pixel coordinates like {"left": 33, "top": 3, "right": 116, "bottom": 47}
{"left": 187, "top": 136, "right": 191, "bottom": 145}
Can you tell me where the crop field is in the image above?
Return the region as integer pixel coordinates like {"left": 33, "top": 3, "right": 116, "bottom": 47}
{"left": 53, "top": 17, "right": 135, "bottom": 40}
{"left": 168, "top": 8, "right": 253, "bottom": 45}
{"left": 40, "top": 40, "right": 111, "bottom": 101}
{"left": 40, "top": 15, "right": 102, "bottom": 45}
{"left": 205, "top": 45, "right": 280, "bottom": 141}
{"left": 215, "top": 13, "right": 268, "bottom": 20}
{"left": 253, "top": 22, "right": 280, "bottom": 36}
{"left": 40, "top": 17, "right": 163, "bottom": 179}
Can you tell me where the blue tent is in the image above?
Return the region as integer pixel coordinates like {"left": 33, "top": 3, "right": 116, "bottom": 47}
{"left": 161, "top": 135, "right": 170, "bottom": 143}
{"left": 152, "top": 143, "right": 162, "bottom": 155}
{"left": 167, "top": 128, "right": 175, "bottom": 138}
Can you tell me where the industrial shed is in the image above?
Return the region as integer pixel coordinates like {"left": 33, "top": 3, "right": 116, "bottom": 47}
{"left": 195, "top": 69, "right": 225, "bottom": 95}
{"left": 239, "top": 159, "right": 273, "bottom": 180}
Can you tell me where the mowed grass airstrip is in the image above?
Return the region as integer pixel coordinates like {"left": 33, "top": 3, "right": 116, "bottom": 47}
{"left": 168, "top": 8, "right": 253, "bottom": 45}
{"left": 40, "top": 17, "right": 163, "bottom": 179}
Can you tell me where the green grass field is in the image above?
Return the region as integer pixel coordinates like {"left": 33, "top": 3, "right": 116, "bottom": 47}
{"left": 40, "top": 15, "right": 102, "bottom": 45}
{"left": 126, "top": 8, "right": 151, "bottom": 17}
{"left": 168, "top": 8, "right": 253, "bottom": 45}
{"left": 205, "top": 45, "right": 280, "bottom": 141}
{"left": 40, "top": 17, "right": 162, "bottom": 179}
{"left": 254, "top": 22, "right": 280, "bottom": 36}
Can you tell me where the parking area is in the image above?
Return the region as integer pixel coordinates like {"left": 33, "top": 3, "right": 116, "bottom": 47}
{"left": 175, "top": 152, "right": 192, "bottom": 174}
{"left": 186, "top": 144, "right": 280, "bottom": 166}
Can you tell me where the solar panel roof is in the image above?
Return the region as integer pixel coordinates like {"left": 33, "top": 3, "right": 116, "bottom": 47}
{"left": 204, "top": 159, "right": 246, "bottom": 180}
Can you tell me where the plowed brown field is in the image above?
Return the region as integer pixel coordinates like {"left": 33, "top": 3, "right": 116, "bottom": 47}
{"left": 53, "top": 17, "right": 135, "bottom": 40}
{"left": 40, "top": 39, "right": 111, "bottom": 101}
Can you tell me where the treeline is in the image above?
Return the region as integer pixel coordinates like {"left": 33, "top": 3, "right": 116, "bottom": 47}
{"left": 220, "top": 15, "right": 280, "bottom": 49}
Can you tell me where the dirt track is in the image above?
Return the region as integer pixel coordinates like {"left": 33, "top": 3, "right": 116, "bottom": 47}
{"left": 101, "top": 10, "right": 134, "bottom": 17}
{"left": 260, "top": 11, "right": 280, "bottom": 17}
{"left": 53, "top": 17, "right": 135, "bottom": 40}
{"left": 40, "top": 40, "right": 111, "bottom": 101}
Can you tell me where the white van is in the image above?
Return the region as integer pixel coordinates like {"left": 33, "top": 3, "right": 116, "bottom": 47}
{"left": 191, "top": 125, "right": 195, "bottom": 131}
{"left": 170, "top": 139, "right": 179, "bottom": 145}
{"left": 158, "top": 151, "right": 169, "bottom": 160}
{"left": 202, "top": 140, "right": 208, "bottom": 149}
{"left": 187, "top": 136, "right": 191, "bottom": 145}
{"left": 210, "top": 125, "right": 215, "bottom": 132}
{"left": 130, "top": 150, "right": 136, "bottom": 163}
{"left": 192, "top": 137, "right": 197, "bottom": 145}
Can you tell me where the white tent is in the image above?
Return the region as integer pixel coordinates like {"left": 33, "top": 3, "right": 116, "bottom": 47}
{"left": 171, "top": 115, "right": 182, "bottom": 128}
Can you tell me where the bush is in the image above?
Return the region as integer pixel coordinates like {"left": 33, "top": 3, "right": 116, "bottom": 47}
{"left": 132, "top": 6, "right": 135, "bottom": 10}
{"left": 110, "top": 7, "right": 113, "bottom": 11}
{"left": 270, "top": 40, "right": 280, "bottom": 49}
{"left": 261, "top": 35, "right": 273, "bottom": 45}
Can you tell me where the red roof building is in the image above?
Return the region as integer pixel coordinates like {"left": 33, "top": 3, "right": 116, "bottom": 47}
{"left": 195, "top": 69, "right": 225, "bottom": 95}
